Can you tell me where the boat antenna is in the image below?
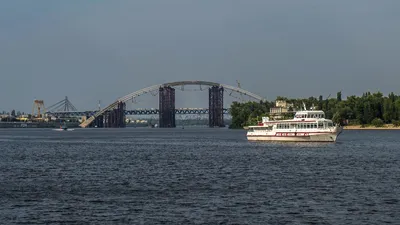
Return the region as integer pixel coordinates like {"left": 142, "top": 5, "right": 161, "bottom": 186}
{"left": 303, "top": 102, "right": 307, "bottom": 111}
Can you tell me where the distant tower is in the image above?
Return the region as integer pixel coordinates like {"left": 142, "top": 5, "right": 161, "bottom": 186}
{"left": 32, "top": 99, "right": 46, "bottom": 118}
{"left": 46, "top": 96, "right": 77, "bottom": 112}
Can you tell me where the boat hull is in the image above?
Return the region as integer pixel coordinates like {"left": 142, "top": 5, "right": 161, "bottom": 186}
{"left": 247, "top": 126, "right": 343, "bottom": 142}
{"left": 247, "top": 133, "right": 339, "bottom": 142}
{"left": 53, "top": 128, "right": 74, "bottom": 131}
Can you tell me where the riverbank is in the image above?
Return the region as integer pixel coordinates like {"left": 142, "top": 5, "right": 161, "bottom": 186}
{"left": 242, "top": 125, "right": 400, "bottom": 130}
{"left": 0, "top": 122, "right": 80, "bottom": 128}
{"left": 343, "top": 124, "right": 400, "bottom": 130}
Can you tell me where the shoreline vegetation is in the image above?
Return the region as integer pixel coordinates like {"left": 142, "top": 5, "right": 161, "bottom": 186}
{"left": 229, "top": 91, "right": 400, "bottom": 129}
{"left": 343, "top": 124, "right": 400, "bottom": 130}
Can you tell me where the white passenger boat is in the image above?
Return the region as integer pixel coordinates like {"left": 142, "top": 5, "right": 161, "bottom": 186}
{"left": 246, "top": 104, "right": 343, "bottom": 142}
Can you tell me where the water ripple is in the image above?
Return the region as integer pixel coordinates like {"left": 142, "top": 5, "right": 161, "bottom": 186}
{"left": 0, "top": 128, "right": 399, "bottom": 224}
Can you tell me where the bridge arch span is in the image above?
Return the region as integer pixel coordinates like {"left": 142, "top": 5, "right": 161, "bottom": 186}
{"left": 80, "top": 80, "right": 265, "bottom": 127}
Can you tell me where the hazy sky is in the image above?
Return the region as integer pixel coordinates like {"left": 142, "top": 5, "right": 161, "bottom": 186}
{"left": 1, "top": 0, "right": 400, "bottom": 112}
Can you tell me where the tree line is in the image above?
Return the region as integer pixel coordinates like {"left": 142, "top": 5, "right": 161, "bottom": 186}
{"left": 228, "top": 91, "right": 400, "bottom": 128}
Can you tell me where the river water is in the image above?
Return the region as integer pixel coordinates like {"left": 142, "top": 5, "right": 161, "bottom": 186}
{"left": 0, "top": 128, "right": 399, "bottom": 224}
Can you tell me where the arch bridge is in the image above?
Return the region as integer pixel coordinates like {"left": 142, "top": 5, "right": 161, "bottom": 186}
{"left": 79, "top": 80, "right": 265, "bottom": 128}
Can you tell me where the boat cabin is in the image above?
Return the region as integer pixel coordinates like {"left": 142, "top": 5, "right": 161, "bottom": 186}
{"left": 294, "top": 110, "right": 325, "bottom": 119}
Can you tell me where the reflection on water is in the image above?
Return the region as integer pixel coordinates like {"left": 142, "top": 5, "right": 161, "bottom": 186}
{"left": 250, "top": 140, "right": 335, "bottom": 148}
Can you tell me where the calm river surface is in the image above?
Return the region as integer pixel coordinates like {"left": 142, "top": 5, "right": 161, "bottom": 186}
{"left": 0, "top": 128, "right": 399, "bottom": 224}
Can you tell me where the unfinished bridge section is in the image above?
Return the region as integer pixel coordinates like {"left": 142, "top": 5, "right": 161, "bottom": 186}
{"left": 209, "top": 86, "right": 224, "bottom": 127}
{"left": 159, "top": 86, "right": 176, "bottom": 128}
{"left": 79, "top": 80, "right": 265, "bottom": 128}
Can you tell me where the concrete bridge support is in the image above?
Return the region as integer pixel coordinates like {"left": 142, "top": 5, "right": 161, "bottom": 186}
{"left": 103, "top": 102, "right": 126, "bottom": 128}
{"left": 159, "top": 86, "right": 176, "bottom": 127}
{"left": 93, "top": 115, "right": 104, "bottom": 128}
{"left": 209, "top": 86, "right": 224, "bottom": 127}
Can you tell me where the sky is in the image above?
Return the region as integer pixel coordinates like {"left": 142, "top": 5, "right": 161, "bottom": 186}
{"left": 1, "top": 0, "right": 400, "bottom": 112}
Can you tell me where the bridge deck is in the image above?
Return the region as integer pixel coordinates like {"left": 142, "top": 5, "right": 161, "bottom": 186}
{"left": 48, "top": 108, "right": 229, "bottom": 117}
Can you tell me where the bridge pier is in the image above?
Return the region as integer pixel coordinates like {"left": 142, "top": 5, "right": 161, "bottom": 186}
{"left": 103, "top": 102, "right": 126, "bottom": 128}
{"left": 209, "top": 86, "right": 224, "bottom": 127}
{"left": 159, "top": 86, "right": 176, "bottom": 128}
{"left": 93, "top": 115, "right": 104, "bottom": 127}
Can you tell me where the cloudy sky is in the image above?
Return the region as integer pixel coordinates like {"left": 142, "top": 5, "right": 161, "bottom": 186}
{"left": 1, "top": 0, "right": 400, "bottom": 112}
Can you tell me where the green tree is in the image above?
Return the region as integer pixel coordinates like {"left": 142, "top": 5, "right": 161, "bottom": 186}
{"left": 337, "top": 91, "right": 342, "bottom": 101}
{"left": 371, "top": 118, "right": 384, "bottom": 127}
{"left": 318, "top": 95, "right": 323, "bottom": 110}
{"left": 382, "top": 98, "right": 393, "bottom": 123}
{"left": 230, "top": 91, "right": 400, "bottom": 128}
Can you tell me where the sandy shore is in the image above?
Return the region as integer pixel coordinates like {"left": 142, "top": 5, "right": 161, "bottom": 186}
{"left": 344, "top": 125, "right": 400, "bottom": 130}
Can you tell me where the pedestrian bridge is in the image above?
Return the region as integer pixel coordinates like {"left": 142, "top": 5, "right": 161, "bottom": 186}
{"left": 77, "top": 80, "right": 265, "bottom": 128}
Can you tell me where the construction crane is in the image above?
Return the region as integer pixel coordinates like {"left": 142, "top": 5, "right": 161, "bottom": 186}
{"left": 32, "top": 99, "right": 46, "bottom": 118}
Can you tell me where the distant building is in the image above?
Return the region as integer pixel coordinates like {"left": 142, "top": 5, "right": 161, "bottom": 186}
{"left": 270, "top": 107, "right": 288, "bottom": 114}
{"left": 270, "top": 99, "right": 295, "bottom": 119}
{"left": 275, "top": 100, "right": 287, "bottom": 108}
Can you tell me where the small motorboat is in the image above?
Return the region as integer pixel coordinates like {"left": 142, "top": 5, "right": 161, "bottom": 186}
{"left": 53, "top": 121, "right": 74, "bottom": 131}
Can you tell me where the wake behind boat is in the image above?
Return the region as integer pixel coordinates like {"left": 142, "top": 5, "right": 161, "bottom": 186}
{"left": 246, "top": 103, "right": 343, "bottom": 142}
{"left": 53, "top": 121, "right": 74, "bottom": 131}
{"left": 53, "top": 128, "right": 74, "bottom": 131}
